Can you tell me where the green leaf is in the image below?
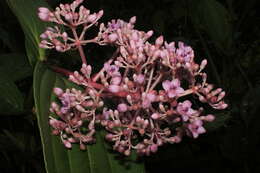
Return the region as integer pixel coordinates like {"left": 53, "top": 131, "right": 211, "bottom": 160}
{"left": 0, "top": 71, "right": 24, "bottom": 114}
{"left": 0, "top": 53, "right": 32, "bottom": 81}
{"left": 6, "top": 0, "right": 51, "bottom": 66}
{"left": 34, "top": 62, "right": 145, "bottom": 173}
{"left": 190, "top": 0, "right": 232, "bottom": 53}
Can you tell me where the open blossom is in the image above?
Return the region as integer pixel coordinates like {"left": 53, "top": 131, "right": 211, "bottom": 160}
{"left": 142, "top": 92, "right": 156, "bottom": 108}
{"left": 39, "top": 0, "right": 228, "bottom": 156}
{"left": 176, "top": 42, "right": 194, "bottom": 63}
{"left": 187, "top": 120, "right": 206, "bottom": 138}
{"left": 104, "top": 63, "right": 120, "bottom": 77}
{"left": 177, "top": 100, "right": 196, "bottom": 121}
{"left": 162, "top": 79, "right": 184, "bottom": 98}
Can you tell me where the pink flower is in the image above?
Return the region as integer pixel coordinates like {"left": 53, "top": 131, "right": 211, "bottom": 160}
{"left": 162, "top": 79, "right": 184, "bottom": 98}
{"left": 187, "top": 120, "right": 206, "bottom": 138}
{"left": 107, "top": 20, "right": 122, "bottom": 31}
{"left": 60, "top": 93, "right": 71, "bottom": 114}
{"left": 176, "top": 42, "right": 194, "bottom": 63}
{"left": 104, "top": 63, "right": 120, "bottom": 77}
{"left": 142, "top": 92, "right": 156, "bottom": 108}
{"left": 177, "top": 100, "right": 196, "bottom": 121}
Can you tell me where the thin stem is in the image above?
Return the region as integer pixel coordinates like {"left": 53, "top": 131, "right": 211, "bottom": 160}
{"left": 150, "top": 74, "right": 163, "bottom": 90}
{"left": 80, "top": 39, "right": 98, "bottom": 44}
{"left": 146, "top": 67, "right": 154, "bottom": 92}
{"left": 71, "top": 27, "right": 87, "bottom": 64}
{"left": 79, "top": 26, "right": 88, "bottom": 40}
{"left": 49, "top": 64, "right": 74, "bottom": 76}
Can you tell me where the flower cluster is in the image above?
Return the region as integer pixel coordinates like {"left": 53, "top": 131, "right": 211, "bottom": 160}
{"left": 39, "top": 0, "right": 227, "bottom": 156}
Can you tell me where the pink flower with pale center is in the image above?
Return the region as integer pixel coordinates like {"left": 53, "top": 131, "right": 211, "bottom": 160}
{"left": 60, "top": 93, "right": 71, "bottom": 114}
{"left": 177, "top": 100, "right": 196, "bottom": 121}
{"left": 176, "top": 42, "right": 194, "bottom": 63}
{"left": 162, "top": 79, "right": 184, "bottom": 98}
{"left": 104, "top": 63, "right": 120, "bottom": 77}
{"left": 187, "top": 120, "right": 206, "bottom": 138}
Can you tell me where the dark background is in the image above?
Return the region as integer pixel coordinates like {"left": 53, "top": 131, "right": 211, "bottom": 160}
{"left": 0, "top": 0, "right": 259, "bottom": 172}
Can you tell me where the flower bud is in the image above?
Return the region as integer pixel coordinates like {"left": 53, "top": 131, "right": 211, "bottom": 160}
{"left": 129, "top": 16, "right": 136, "bottom": 24}
{"left": 87, "top": 14, "right": 97, "bottom": 23}
{"left": 80, "top": 144, "right": 86, "bottom": 150}
{"left": 124, "top": 150, "right": 131, "bottom": 156}
{"left": 155, "top": 36, "right": 164, "bottom": 47}
{"left": 150, "top": 144, "right": 158, "bottom": 153}
{"left": 151, "top": 113, "right": 160, "bottom": 120}
{"left": 53, "top": 87, "right": 63, "bottom": 96}
{"left": 63, "top": 140, "right": 72, "bottom": 149}
{"left": 146, "top": 30, "right": 153, "bottom": 37}
{"left": 200, "top": 59, "right": 207, "bottom": 70}
{"left": 98, "top": 10, "right": 104, "bottom": 18}
{"left": 205, "top": 114, "right": 215, "bottom": 122}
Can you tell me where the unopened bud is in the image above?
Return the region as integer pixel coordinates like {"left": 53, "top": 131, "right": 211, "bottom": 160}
{"left": 53, "top": 88, "right": 63, "bottom": 96}
{"left": 129, "top": 16, "right": 136, "bottom": 24}
{"left": 200, "top": 59, "right": 207, "bottom": 70}
{"left": 155, "top": 36, "right": 164, "bottom": 47}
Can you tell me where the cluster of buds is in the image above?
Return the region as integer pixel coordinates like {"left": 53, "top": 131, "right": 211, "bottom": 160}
{"left": 49, "top": 87, "right": 103, "bottom": 149}
{"left": 39, "top": 0, "right": 227, "bottom": 156}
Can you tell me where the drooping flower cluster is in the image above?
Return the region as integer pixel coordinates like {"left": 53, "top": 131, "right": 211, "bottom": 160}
{"left": 39, "top": 0, "right": 227, "bottom": 156}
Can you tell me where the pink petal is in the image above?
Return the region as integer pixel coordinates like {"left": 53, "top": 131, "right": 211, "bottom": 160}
{"left": 181, "top": 114, "right": 189, "bottom": 121}
{"left": 192, "top": 131, "right": 199, "bottom": 138}
{"left": 147, "top": 93, "right": 156, "bottom": 102}
{"left": 197, "top": 126, "right": 206, "bottom": 134}
{"left": 162, "top": 80, "right": 171, "bottom": 91}
{"left": 142, "top": 100, "right": 151, "bottom": 108}
{"left": 172, "top": 79, "right": 180, "bottom": 87}
{"left": 38, "top": 12, "right": 49, "bottom": 21}
{"left": 38, "top": 7, "right": 49, "bottom": 13}
{"left": 176, "top": 87, "right": 184, "bottom": 95}
{"left": 194, "top": 120, "right": 203, "bottom": 126}
{"left": 182, "top": 100, "right": 192, "bottom": 108}
{"left": 168, "top": 90, "right": 177, "bottom": 98}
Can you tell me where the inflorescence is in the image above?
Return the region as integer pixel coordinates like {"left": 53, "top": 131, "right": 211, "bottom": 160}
{"left": 39, "top": 0, "right": 227, "bottom": 156}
